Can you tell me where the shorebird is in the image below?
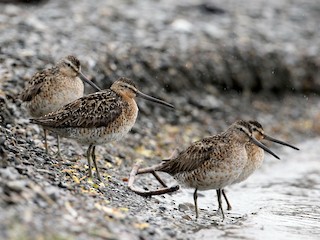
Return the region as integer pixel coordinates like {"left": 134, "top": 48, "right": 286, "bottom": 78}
{"left": 129, "top": 120, "right": 280, "bottom": 220}
{"left": 221, "top": 120, "right": 299, "bottom": 210}
{"left": 30, "top": 77, "right": 174, "bottom": 180}
{"left": 20, "top": 55, "right": 101, "bottom": 155}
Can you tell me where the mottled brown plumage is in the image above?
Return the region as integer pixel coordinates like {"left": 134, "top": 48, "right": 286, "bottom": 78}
{"left": 33, "top": 90, "right": 123, "bottom": 130}
{"left": 20, "top": 55, "right": 101, "bottom": 155}
{"left": 221, "top": 120, "right": 299, "bottom": 211}
{"left": 31, "top": 77, "right": 174, "bottom": 180}
{"left": 131, "top": 120, "right": 280, "bottom": 220}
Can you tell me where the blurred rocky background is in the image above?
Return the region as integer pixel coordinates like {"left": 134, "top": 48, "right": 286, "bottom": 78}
{"left": 1, "top": 0, "right": 320, "bottom": 96}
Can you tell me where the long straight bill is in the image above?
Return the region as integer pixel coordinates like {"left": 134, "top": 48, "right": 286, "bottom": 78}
{"left": 250, "top": 137, "right": 280, "bottom": 160}
{"left": 137, "top": 91, "right": 174, "bottom": 109}
{"left": 79, "top": 72, "right": 102, "bottom": 91}
{"left": 264, "top": 134, "right": 299, "bottom": 150}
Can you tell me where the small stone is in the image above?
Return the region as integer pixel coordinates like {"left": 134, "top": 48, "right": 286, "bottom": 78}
{"left": 181, "top": 215, "right": 192, "bottom": 220}
{"left": 6, "top": 180, "right": 28, "bottom": 193}
{"left": 0, "top": 167, "right": 20, "bottom": 180}
{"left": 171, "top": 19, "right": 193, "bottom": 33}
{"left": 159, "top": 206, "right": 166, "bottom": 212}
{"left": 164, "top": 228, "right": 177, "bottom": 238}
{"left": 45, "top": 186, "right": 60, "bottom": 202}
{"left": 178, "top": 203, "right": 189, "bottom": 212}
{"left": 58, "top": 181, "right": 68, "bottom": 188}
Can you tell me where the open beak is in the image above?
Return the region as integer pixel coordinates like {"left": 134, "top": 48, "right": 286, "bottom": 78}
{"left": 79, "top": 72, "right": 102, "bottom": 91}
{"left": 250, "top": 136, "right": 280, "bottom": 160}
{"left": 137, "top": 91, "right": 174, "bottom": 109}
{"left": 263, "top": 134, "right": 299, "bottom": 150}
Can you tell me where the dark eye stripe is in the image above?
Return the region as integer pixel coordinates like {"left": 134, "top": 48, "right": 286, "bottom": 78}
{"left": 124, "top": 84, "right": 137, "bottom": 92}
{"left": 239, "top": 127, "right": 246, "bottom": 133}
{"left": 64, "top": 61, "right": 79, "bottom": 73}
{"left": 239, "top": 125, "right": 252, "bottom": 135}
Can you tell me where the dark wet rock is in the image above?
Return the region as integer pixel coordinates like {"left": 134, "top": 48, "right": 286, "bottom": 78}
{"left": 0, "top": 96, "right": 14, "bottom": 127}
{"left": 158, "top": 206, "right": 166, "bottom": 212}
{"left": 0, "top": 167, "right": 19, "bottom": 180}
{"left": 178, "top": 203, "right": 189, "bottom": 212}
{"left": 0, "top": 149, "right": 8, "bottom": 167}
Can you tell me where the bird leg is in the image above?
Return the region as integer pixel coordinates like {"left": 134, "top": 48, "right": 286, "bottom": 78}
{"left": 43, "top": 128, "right": 62, "bottom": 159}
{"left": 216, "top": 189, "right": 225, "bottom": 220}
{"left": 194, "top": 188, "right": 199, "bottom": 219}
{"left": 128, "top": 163, "right": 179, "bottom": 197}
{"left": 87, "top": 145, "right": 93, "bottom": 178}
{"left": 222, "top": 189, "right": 232, "bottom": 210}
{"left": 51, "top": 135, "right": 63, "bottom": 159}
{"left": 91, "top": 145, "right": 102, "bottom": 181}
{"left": 56, "top": 135, "right": 62, "bottom": 158}
{"left": 43, "top": 128, "right": 48, "bottom": 154}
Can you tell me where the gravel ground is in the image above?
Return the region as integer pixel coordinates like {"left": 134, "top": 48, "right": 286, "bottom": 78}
{"left": 1, "top": 0, "right": 320, "bottom": 239}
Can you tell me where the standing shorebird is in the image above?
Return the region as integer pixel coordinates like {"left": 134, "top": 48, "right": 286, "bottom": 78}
{"left": 221, "top": 120, "right": 299, "bottom": 210}
{"left": 30, "top": 77, "right": 174, "bottom": 180}
{"left": 129, "top": 120, "right": 280, "bottom": 220}
{"left": 20, "top": 55, "right": 101, "bottom": 155}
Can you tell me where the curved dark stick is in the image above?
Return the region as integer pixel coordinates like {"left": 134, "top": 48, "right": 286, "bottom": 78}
{"left": 152, "top": 171, "right": 168, "bottom": 187}
{"left": 128, "top": 163, "right": 179, "bottom": 196}
{"left": 136, "top": 163, "right": 169, "bottom": 187}
{"left": 130, "top": 184, "right": 179, "bottom": 197}
{"left": 137, "top": 165, "right": 159, "bottom": 174}
{"left": 128, "top": 163, "right": 141, "bottom": 189}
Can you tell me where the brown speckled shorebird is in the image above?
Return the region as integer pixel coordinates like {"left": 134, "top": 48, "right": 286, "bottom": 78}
{"left": 221, "top": 120, "right": 299, "bottom": 210}
{"left": 129, "top": 120, "right": 280, "bottom": 220}
{"left": 30, "top": 77, "right": 174, "bottom": 180}
{"left": 20, "top": 55, "right": 101, "bottom": 155}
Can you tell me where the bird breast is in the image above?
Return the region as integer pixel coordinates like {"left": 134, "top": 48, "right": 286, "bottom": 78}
{"left": 233, "top": 144, "right": 264, "bottom": 184}
{"left": 173, "top": 146, "right": 248, "bottom": 191}
{"left": 26, "top": 76, "right": 84, "bottom": 118}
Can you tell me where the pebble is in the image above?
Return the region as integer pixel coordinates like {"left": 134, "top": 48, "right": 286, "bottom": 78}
{"left": 44, "top": 186, "right": 60, "bottom": 202}
{"left": 178, "top": 203, "right": 189, "bottom": 212}
{"left": 158, "top": 206, "right": 166, "bottom": 212}
{"left": 181, "top": 215, "right": 192, "bottom": 221}
{"left": 0, "top": 167, "right": 20, "bottom": 180}
{"left": 6, "top": 180, "right": 28, "bottom": 193}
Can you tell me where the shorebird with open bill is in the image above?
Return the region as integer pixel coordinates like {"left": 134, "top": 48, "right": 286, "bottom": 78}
{"left": 221, "top": 120, "right": 299, "bottom": 211}
{"left": 128, "top": 120, "right": 283, "bottom": 220}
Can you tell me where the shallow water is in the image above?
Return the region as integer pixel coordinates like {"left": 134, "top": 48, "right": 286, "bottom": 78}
{"left": 157, "top": 138, "right": 320, "bottom": 239}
